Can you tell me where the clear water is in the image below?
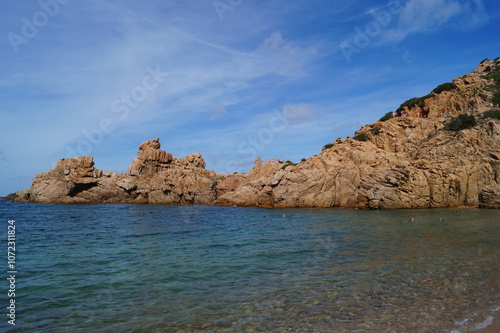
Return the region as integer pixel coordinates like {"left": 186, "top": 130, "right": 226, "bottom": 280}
{"left": 0, "top": 201, "right": 499, "bottom": 332}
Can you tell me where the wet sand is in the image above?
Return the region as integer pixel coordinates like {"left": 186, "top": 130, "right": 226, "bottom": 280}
{"left": 474, "top": 315, "right": 500, "bottom": 333}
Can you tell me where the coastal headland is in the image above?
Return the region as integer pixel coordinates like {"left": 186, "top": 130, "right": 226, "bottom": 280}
{"left": 8, "top": 58, "right": 500, "bottom": 209}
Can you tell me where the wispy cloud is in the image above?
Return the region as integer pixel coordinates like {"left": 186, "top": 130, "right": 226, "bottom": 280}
{"left": 400, "top": 0, "right": 462, "bottom": 32}
{"left": 381, "top": 0, "right": 489, "bottom": 44}
{"left": 458, "top": 0, "right": 490, "bottom": 30}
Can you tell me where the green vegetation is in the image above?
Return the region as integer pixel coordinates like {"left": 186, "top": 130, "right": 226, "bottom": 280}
{"left": 379, "top": 112, "right": 393, "bottom": 122}
{"left": 483, "top": 110, "right": 500, "bottom": 120}
{"left": 370, "top": 127, "right": 381, "bottom": 135}
{"left": 483, "top": 73, "right": 500, "bottom": 83}
{"left": 396, "top": 94, "right": 436, "bottom": 113}
{"left": 301, "top": 158, "right": 307, "bottom": 162}
{"left": 421, "top": 93, "right": 436, "bottom": 100}
{"left": 400, "top": 97, "right": 420, "bottom": 109}
{"left": 432, "top": 82, "right": 458, "bottom": 94}
{"left": 353, "top": 133, "right": 368, "bottom": 141}
{"left": 481, "top": 63, "right": 500, "bottom": 105}
{"left": 281, "top": 160, "right": 297, "bottom": 170}
{"left": 493, "top": 92, "right": 500, "bottom": 106}
{"left": 323, "top": 143, "right": 334, "bottom": 149}
{"left": 444, "top": 114, "right": 476, "bottom": 131}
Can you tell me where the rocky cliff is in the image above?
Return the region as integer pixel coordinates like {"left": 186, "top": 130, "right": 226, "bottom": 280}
{"left": 215, "top": 58, "right": 500, "bottom": 209}
{"left": 10, "top": 58, "right": 500, "bottom": 208}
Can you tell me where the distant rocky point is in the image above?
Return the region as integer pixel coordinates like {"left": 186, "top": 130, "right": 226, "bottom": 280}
{"left": 9, "top": 58, "right": 500, "bottom": 209}
{"left": 9, "top": 138, "right": 218, "bottom": 205}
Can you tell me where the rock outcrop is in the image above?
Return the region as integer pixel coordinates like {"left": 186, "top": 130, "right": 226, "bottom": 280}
{"left": 13, "top": 137, "right": 216, "bottom": 204}
{"left": 10, "top": 58, "right": 500, "bottom": 208}
{"left": 128, "top": 137, "right": 173, "bottom": 177}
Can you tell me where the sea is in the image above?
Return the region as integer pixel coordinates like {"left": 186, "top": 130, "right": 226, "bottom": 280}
{"left": 0, "top": 200, "right": 499, "bottom": 333}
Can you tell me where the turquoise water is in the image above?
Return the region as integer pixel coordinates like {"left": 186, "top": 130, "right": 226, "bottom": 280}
{"left": 0, "top": 201, "right": 499, "bottom": 332}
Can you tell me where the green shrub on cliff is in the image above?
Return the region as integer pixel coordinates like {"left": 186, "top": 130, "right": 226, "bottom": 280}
{"left": 421, "top": 93, "right": 436, "bottom": 101}
{"left": 353, "top": 133, "right": 368, "bottom": 141}
{"left": 493, "top": 92, "right": 500, "bottom": 106}
{"left": 484, "top": 110, "right": 500, "bottom": 120}
{"left": 444, "top": 114, "right": 476, "bottom": 131}
{"left": 396, "top": 94, "right": 436, "bottom": 113}
{"left": 379, "top": 112, "right": 393, "bottom": 122}
{"left": 432, "top": 82, "right": 458, "bottom": 94}
{"left": 483, "top": 73, "right": 500, "bottom": 83}
{"left": 400, "top": 97, "right": 420, "bottom": 109}
{"left": 281, "top": 160, "right": 297, "bottom": 170}
{"left": 323, "top": 143, "right": 334, "bottom": 149}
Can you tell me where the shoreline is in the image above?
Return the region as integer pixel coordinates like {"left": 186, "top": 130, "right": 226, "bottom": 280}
{"left": 473, "top": 314, "right": 500, "bottom": 333}
{"left": 1, "top": 197, "right": 493, "bottom": 210}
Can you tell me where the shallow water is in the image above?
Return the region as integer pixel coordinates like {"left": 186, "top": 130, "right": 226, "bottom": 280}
{"left": 0, "top": 202, "right": 499, "bottom": 332}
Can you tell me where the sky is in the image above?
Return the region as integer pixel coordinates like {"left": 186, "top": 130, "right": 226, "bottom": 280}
{"left": 0, "top": 0, "right": 499, "bottom": 195}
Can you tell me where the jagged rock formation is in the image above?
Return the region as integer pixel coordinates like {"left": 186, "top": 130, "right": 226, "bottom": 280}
{"left": 128, "top": 138, "right": 173, "bottom": 177}
{"left": 13, "top": 138, "right": 216, "bottom": 204}
{"left": 10, "top": 58, "right": 500, "bottom": 208}
{"left": 12, "top": 156, "right": 103, "bottom": 203}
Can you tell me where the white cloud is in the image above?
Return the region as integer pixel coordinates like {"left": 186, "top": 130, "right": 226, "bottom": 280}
{"left": 256, "top": 32, "right": 317, "bottom": 77}
{"left": 458, "top": 0, "right": 489, "bottom": 30}
{"left": 0, "top": 0, "right": 321, "bottom": 162}
{"left": 400, "top": 0, "right": 462, "bottom": 33}
{"left": 381, "top": 0, "right": 489, "bottom": 44}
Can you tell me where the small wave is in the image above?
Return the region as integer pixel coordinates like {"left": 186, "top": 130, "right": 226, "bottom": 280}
{"left": 452, "top": 305, "right": 500, "bottom": 333}
{"left": 474, "top": 316, "right": 493, "bottom": 330}
{"left": 453, "top": 317, "right": 470, "bottom": 327}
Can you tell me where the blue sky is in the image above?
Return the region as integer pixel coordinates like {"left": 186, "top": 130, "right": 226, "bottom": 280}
{"left": 1, "top": 0, "right": 499, "bottom": 195}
